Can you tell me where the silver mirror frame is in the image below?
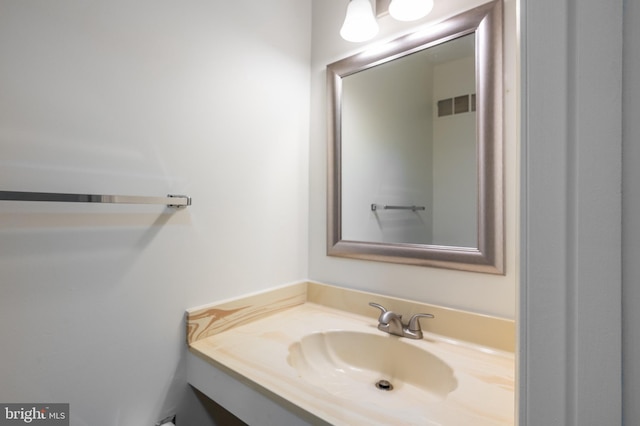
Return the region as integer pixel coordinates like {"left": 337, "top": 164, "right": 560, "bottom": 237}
{"left": 327, "top": 0, "right": 504, "bottom": 274}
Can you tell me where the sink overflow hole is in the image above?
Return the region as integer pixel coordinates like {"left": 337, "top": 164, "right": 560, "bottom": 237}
{"left": 375, "top": 379, "right": 394, "bottom": 391}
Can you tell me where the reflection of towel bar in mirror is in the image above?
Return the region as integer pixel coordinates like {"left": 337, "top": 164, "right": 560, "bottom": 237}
{"left": 371, "top": 204, "right": 426, "bottom": 212}
{"left": 0, "top": 191, "right": 192, "bottom": 208}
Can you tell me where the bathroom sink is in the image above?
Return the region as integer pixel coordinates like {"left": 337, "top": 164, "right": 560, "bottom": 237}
{"left": 287, "top": 330, "right": 457, "bottom": 404}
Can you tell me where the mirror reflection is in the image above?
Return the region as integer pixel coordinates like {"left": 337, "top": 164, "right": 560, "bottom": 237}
{"left": 341, "top": 34, "right": 477, "bottom": 247}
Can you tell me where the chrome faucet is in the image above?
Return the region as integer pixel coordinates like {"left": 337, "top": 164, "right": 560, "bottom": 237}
{"left": 369, "top": 302, "right": 434, "bottom": 340}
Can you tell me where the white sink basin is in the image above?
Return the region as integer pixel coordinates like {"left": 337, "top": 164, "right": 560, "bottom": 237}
{"left": 287, "top": 330, "right": 457, "bottom": 404}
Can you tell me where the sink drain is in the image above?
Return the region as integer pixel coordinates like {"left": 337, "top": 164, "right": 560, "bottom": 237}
{"left": 375, "top": 379, "right": 394, "bottom": 391}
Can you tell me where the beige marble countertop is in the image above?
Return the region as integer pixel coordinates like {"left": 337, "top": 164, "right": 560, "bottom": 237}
{"left": 188, "top": 282, "right": 514, "bottom": 425}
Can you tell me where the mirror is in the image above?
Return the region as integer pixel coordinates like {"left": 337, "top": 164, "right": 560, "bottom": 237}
{"left": 327, "top": 1, "right": 503, "bottom": 274}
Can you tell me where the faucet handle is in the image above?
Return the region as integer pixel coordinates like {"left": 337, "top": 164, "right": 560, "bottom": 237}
{"left": 407, "top": 313, "right": 435, "bottom": 332}
{"left": 368, "top": 302, "right": 402, "bottom": 323}
{"left": 369, "top": 302, "right": 389, "bottom": 322}
{"left": 369, "top": 302, "right": 387, "bottom": 315}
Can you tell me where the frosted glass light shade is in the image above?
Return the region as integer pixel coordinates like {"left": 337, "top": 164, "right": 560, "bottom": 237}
{"left": 388, "top": 0, "right": 434, "bottom": 21}
{"left": 340, "top": 0, "right": 379, "bottom": 42}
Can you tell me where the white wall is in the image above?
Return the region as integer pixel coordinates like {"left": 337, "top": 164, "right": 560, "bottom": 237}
{"left": 310, "top": 0, "right": 518, "bottom": 319}
{"left": 0, "top": 1, "right": 310, "bottom": 425}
